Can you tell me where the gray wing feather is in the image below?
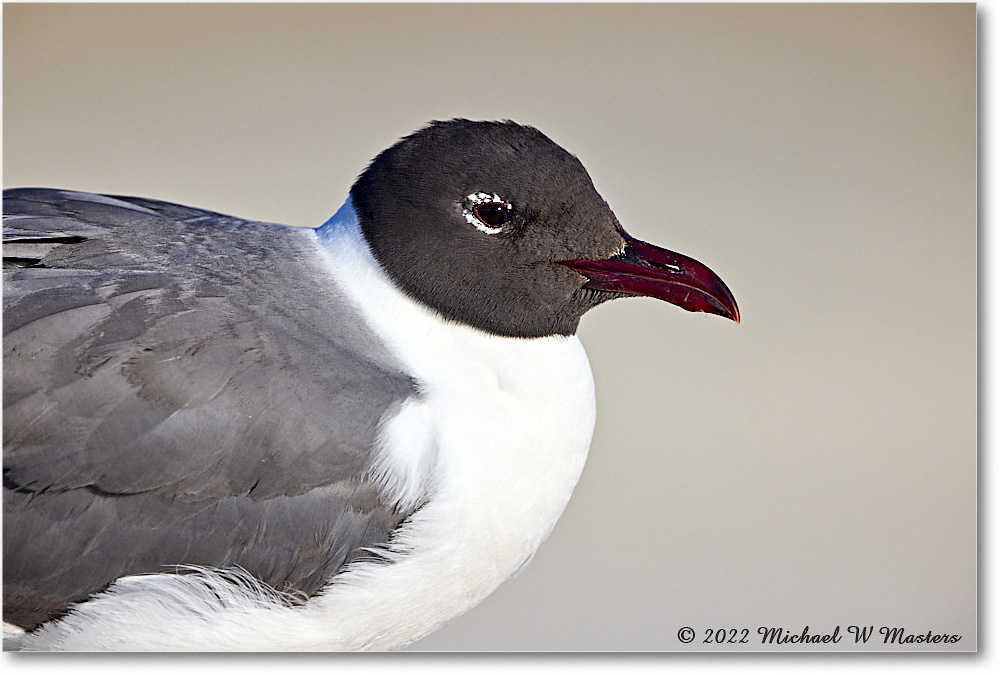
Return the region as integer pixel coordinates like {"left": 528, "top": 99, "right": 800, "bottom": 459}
{"left": 3, "top": 189, "right": 418, "bottom": 628}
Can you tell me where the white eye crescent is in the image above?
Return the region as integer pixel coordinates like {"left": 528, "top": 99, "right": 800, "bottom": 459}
{"left": 462, "top": 192, "right": 511, "bottom": 234}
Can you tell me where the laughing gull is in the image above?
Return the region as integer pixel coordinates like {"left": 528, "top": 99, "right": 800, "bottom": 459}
{"left": 3, "top": 119, "right": 738, "bottom": 651}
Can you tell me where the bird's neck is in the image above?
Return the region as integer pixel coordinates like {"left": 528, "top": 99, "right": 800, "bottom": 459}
{"left": 307, "top": 197, "right": 598, "bottom": 649}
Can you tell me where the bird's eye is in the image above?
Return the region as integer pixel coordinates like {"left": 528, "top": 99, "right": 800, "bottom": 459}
{"left": 474, "top": 202, "right": 510, "bottom": 228}
{"left": 463, "top": 192, "right": 512, "bottom": 234}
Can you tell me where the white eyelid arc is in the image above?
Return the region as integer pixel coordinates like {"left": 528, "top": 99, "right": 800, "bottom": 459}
{"left": 462, "top": 192, "right": 512, "bottom": 235}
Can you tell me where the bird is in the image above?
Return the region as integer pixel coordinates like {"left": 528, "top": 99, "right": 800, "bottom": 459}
{"left": 2, "top": 119, "right": 739, "bottom": 651}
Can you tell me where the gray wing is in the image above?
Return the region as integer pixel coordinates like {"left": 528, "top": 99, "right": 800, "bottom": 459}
{"left": 3, "top": 188, "right": 418, "bottom": 629}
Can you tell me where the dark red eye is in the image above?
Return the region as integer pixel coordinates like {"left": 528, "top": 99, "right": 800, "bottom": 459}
{"left": 474, "top": 202, "right": 510, "bottom": 228}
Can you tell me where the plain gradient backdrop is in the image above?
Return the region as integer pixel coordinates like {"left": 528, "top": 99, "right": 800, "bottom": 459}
{"left": 2, "top": 3, "right": 976, "bottom": 651}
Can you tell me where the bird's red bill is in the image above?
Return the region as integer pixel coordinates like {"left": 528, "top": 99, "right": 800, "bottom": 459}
{"left": 558, "top": 234, "right": 740, "bottom": 322}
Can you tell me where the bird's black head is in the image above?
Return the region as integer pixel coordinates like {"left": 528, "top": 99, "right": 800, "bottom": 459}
{"left": 350, "top": 119, "right": 738, "bottom": 339}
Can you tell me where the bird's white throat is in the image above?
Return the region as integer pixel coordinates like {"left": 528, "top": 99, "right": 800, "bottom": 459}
{"left": 303, "top": 198, "right": 598, "bottom": 649}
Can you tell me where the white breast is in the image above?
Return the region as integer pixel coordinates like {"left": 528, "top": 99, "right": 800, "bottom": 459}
{"left": 303, "top": 198, "right": 597, "bottom": 649}
{"left": 18, "top": 198, "right": 596, "bottom": 651}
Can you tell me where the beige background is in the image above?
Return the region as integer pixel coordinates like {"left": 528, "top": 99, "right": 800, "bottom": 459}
{"left": 2, "top": 3, "right": 976, "bottom": 651}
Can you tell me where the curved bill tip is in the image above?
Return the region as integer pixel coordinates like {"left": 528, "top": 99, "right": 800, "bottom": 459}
{"left": 559, "top": 234, "right": 740, "bottom": 323}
